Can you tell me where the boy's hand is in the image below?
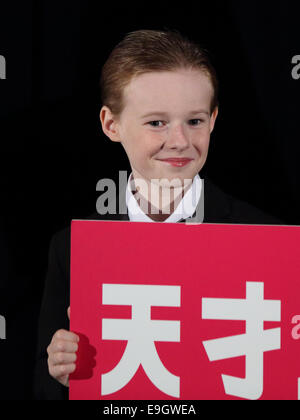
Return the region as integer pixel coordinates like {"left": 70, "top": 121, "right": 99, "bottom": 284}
{"left": 47, "top": 306, "right": 79, "bottom": 387}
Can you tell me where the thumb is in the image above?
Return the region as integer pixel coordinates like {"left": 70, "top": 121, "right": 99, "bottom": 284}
{"left": 67, "top": 306, "right": 70, "bottom": 321}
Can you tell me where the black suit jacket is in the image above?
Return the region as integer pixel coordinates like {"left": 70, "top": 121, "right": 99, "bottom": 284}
{"left": 33, "top": 177, "right": 282, "bottom": 400}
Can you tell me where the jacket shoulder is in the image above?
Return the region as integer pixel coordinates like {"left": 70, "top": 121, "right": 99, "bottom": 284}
{"left": 204, "top": 177, "right": 282, "bottom": 225}
{"left": 48, "top": 210, "right": 116, "bottom": 278}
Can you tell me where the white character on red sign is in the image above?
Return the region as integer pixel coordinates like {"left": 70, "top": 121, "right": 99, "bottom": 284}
{"left": 101, "top": 284, "right": 181, "bottom": 397}
{"left": 202, "top": 282, "right": 281, "bottom": 400}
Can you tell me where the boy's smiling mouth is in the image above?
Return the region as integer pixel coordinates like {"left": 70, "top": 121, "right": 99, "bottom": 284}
{"left": 156, "top": 158, "right": 194, "bottom": 168}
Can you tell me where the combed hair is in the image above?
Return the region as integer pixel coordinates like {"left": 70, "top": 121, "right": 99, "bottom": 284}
{"left": 100, "top": 29, "right": 219, "bottom": 118}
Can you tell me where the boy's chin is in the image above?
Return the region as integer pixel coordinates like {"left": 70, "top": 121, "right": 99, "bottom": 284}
{"left": 133, "top": 166, "right": 200, "bottom": 187}
{"left": 147, "top": 172, "right": 197, "bottom": 188}
{"left": 153, "top": 162, "right": 202, "bottom": 182}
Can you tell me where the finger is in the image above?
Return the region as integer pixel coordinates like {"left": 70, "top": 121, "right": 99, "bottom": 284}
{"left": 52, "top": 329, "right": 79, "bottom": 343}
{"left": 49, "top": 339, "right": 78, "bottom": 354}
{"left": 49, "top": 351, "right": 77, "bottom": 366}
{"left": 67, "top": 306, "right": 70, "bottom": 320}
{"left": 49, "top": 363, "right": 76, "bottom": 379}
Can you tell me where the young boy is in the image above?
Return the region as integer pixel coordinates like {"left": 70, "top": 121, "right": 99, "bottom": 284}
{"left": 34, "top": 29, "right": 280, "bottom": 400}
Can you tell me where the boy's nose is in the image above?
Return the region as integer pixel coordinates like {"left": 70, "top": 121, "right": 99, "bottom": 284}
{"left": 165, "top": 124, "right": 190, "bottom": 151}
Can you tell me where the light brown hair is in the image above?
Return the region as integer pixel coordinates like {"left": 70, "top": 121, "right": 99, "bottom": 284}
{"left": 100, "top": 29, "right": 219, "bottom": 119}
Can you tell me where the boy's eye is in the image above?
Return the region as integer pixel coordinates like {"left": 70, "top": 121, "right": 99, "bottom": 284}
{"left": 189, "top": 119, "right": 205, "bottom": 126}
{"left": 148, "top": 121, "right": 164, "bottom": 127}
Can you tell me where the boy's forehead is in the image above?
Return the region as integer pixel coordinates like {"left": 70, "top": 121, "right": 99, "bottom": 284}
{"left": 123, "top": 70, "right": 213, "bottom": 114}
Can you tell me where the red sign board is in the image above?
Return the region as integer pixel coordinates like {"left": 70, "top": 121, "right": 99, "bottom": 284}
{"left": 69, "top": 220, "right": 300, "bottom": 400}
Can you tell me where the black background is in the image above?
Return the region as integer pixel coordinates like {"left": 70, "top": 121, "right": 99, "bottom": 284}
{"left": 0, "top": 0, "right": 299, "bottom": 399}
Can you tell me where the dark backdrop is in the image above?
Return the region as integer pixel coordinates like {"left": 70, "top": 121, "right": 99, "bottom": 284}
{"left": 0, "top": 0, "right": 299, "bottom": 399}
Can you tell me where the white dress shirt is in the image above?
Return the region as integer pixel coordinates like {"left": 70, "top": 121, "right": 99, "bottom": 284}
{"left": 125, "top": 172, "right": 202, "bottom": 223}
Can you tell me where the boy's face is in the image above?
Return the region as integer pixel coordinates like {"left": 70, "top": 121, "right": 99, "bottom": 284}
{"left": 101, "top": 69, "right": 218, "bottom": 187}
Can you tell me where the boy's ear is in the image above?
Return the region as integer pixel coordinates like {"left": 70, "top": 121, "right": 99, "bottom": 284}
{"left": 209, "top": 106, "right": 219, "bottom": 134}
{"left": 99, "top": 106, "right": 122, "bottom": 143}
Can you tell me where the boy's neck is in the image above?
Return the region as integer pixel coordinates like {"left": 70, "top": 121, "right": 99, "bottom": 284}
{"left": 130, "top": 171, "right": 193, "bottom": 222}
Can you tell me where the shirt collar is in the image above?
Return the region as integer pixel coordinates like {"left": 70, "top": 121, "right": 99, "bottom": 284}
{"left": 125, "top": 172, "right": 202, "bottom": 223}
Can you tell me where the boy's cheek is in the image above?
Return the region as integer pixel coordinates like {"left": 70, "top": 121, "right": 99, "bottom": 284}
{"left": 198, "top": 134, "right": 211, "bottom": 149}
